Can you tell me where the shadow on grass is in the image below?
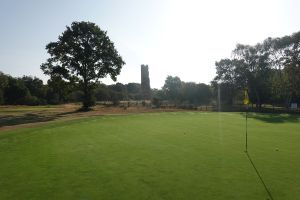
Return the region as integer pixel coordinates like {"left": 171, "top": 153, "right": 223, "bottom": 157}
{"left": 0, "top": 110, "right": 81, "bottom": 127}
{"left": 0, "top": 114, "right": 56, "bottom": 127}
{"left": 245, "top": 151, "right": 274, "bottom": 200}
{"left": 243, "top": 112, "right": 300, "bottom": 123}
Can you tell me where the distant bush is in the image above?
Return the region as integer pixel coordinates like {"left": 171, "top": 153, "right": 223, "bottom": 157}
{"left": 24, "top": 95, "right": 39, "bottom": 106}
{"left": 151, "top": 97, "right": 161, "bottom": 108}
{"left": 68, "top": 90, "right": 84, "bottom": 102}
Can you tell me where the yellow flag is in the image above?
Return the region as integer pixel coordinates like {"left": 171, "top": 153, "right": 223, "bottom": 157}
{"left": 243, "top": 89, "right": 250, "bottom": 105}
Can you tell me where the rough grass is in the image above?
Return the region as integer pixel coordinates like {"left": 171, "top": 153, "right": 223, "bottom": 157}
{"left": 0, "top": 105, "right": 61, "bottom": 113}
{"left": 0, "top": 112, "right": 299, "bottom": 199}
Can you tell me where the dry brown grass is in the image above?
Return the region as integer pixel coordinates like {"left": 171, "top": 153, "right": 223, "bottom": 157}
{"left": 0, "top": 104, "right": 181, "bottom": 132}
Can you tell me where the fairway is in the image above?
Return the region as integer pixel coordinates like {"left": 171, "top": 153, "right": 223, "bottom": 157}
{"left": 0, "top": 112, "right": 299, "bottom": 199}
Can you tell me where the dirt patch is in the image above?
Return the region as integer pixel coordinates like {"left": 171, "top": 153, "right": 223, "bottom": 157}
{"left": 0, "top": 104, "right": 182, "bottom": 132}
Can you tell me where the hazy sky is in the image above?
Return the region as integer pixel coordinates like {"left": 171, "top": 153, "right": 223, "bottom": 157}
{"left": 1, "top": 0, "right": 300, "bottom": 88}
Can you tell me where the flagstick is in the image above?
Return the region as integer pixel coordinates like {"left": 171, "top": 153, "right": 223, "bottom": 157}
{"left": 245, "top": 105, "right": 248, "bottom": 152}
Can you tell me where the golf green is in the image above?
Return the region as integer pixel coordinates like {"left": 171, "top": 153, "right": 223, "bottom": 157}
{"left": 0, "top": 112, "right": 299, "bottom": 199}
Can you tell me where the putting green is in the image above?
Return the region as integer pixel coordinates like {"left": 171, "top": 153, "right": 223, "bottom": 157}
{"left": 0, "top": 112, "right": 299, "bottom": 199}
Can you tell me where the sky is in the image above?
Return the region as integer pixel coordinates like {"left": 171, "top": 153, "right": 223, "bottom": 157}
{"left": 1, "top": 0, "right": 300, "bottom": 89}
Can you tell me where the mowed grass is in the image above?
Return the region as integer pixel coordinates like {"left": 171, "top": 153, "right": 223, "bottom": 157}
{"left": 0, "top": 112, "right": 300, "bottom": 199}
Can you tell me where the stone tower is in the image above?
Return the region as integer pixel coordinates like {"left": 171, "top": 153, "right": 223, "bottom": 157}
{"left": 141, "top": 64, "right": 151, "bottom": 99}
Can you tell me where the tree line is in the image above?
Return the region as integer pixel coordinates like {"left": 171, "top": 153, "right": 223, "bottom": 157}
{"left": 0, "top": 72, "right": 211, "bottom": 107}
{"left": 152, "top": 76, "right": 212, "bottom": 107}
{"left": 213, "top": 31, "right": 300, "bottom": 109}
{"left": 0, "top": 72, "right": 143, "bottom": 105}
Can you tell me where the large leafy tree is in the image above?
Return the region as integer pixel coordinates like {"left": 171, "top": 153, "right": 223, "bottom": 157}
{"left": 4, "top": 77, "right": 30, "bottom": 105}
{"left": 276, "top": 32, "right": 300, "bottom": 104}
{"left": 181, "top": 82, "right": 211, "bottom": 105}
{"left": 41, "top": 21, "right": 125, "bottom": 110}
{"left": 21, "top": 76, "right": 47, "bottom": 102}
{"left": 233, "top": 43, "right": 272, "bottom": 108}
{"left": 213, "top": 31, "right": 300, "bottom": 108}
{"left": 162, "top": 76, "right": 182, "bottom": 103}
{"left": 213, "top": 58, "right": 244, "bottom": 105}
{"left": 46, "top": 76, "right": 72, "bottom": 104}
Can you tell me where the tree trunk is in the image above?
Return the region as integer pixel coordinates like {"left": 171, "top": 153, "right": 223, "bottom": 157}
{"left": 83, "top": 83, "right": 89, "bottom": 109}
{"left": 82, "top": 77, "right": 94, "bottom": 111}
